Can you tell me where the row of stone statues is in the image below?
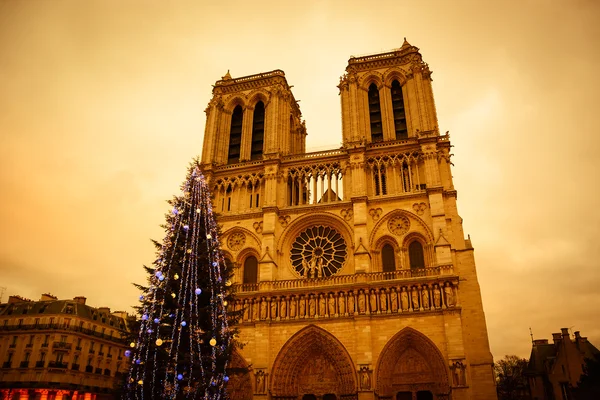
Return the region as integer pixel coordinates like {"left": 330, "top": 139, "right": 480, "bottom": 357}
{"left": 235, "top": 282, "right": 457, "bottom": 322}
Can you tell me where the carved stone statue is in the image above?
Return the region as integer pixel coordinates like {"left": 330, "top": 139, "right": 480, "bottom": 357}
{"left": 299, "top": 296, "right": 306, "bottom": 317}
{"left": 433, "top": 285, "right": 441, "bottom": 308}
{"left": 451, "top": 361, "right": 466, "bottom": 386}
{"left": 445, "top": 283, "right": 455, "bottom": 307}
{"left": 421, "top": 286, "right": 429, "bottom": 309}
{"left": 379, "top": 289, "right": 387, "bottom": 312}
{"left": 358, "top": 291, "right": 366, "bottom": 314}
{"left": 308, "top": 295, "right": 316, "bottom": 317}
{"left": 260, "top": 298, "right": 267, "bottom": 320}
{"left": 290, "top": 296, "right": 297, "bottom": 318}
{"left": 319, "top": 294, "right": 326, "bottom": 316}
{"left": 243, "top": 300, "right": 249, "bottom": 321}
{"left": 411, "top": 287, "right": 419, "bottom": 310}
{"left": 390, "top": 288, "right": 398, "bottom": 312}
{"left": 348, "top": 291, "right": 355, "bottom": 314}
{"left": 400, "top": 288, "right": 409, "bottom": 311}
{"left": 338, "top": 292, "right": 346, "bottom": 315}
{"left": 280, "top": 297, "right": 287, "bottom": 318}
{"left": 369, "top": 290, "right": 377, "bottom": 313}
{"left": 328, "top": 293, "right": 336, "bottom": 316}
{"left": 360, "top": 366, "right": 371, "bottom": 390}
{"left": 256, "top": 370, "right": 266, "bottom": 393}
{"left": 252, "top": 299, "right": 259, "bottom": 321}
{"left": 271, "top": 297, "right": 278, "bottom": 319}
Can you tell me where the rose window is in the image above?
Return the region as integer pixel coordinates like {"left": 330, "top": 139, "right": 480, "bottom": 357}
{"left": 290, "top": 225, "right": 347, "bottom": 278}
{"left": 227, "top": 232, "right": 246, "bottom": 251}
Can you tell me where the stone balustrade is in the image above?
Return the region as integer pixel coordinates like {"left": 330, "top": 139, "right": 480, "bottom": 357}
{"left": 231, "top": 272, "right": 458, "bottom": 324}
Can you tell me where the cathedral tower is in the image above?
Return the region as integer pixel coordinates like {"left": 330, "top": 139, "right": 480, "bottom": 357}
{"left": 200, "top": 41, "right": 497, "bottom": 400}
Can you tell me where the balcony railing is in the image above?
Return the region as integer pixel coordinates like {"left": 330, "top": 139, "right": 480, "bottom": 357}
{"left": 41, "top": 343, "right": 49, "bottom": 348}
{"left": 94, "top": 368, "right": 102, "bottom": 374}
{"left": 103, "top": 369, "right": 111, "bottom": 376}
{"left": 2, "top": 362, "right": 11, "bottom": 368}
{"left": 35, "top": 361, "right": 45, "bottom": 368}
{"left": 71, "top": 363, "right": 80, "bottom": 371}
{"left": 48, "top": 361, "right": 68, "bottom": 369}
{"left": 19, "top": 361, "right": 29, "bottom": 368}
{"left": 234, "top": 266, "right": 454, "bottom": 293}
{"left": 85, "top": 365, "right": 93, "bottom": 373}
{"left": 9, "top": 344, "right": 16, "bottom": 348}
{"left": 25, "top": 343, "right": 33, "bottom": 348}
{"left": 53, "top": 342, "right": 72, "bottom": 350}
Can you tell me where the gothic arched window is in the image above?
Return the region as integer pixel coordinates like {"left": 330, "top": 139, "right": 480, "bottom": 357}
{"left": 228, "top": 105, "right": 243, "bottom": 164}
{"left": 408, "top": 241, "right": 425, "bottom": 270}
{"left": 368, "top": 83, "right": 383, "bottom": 143}
{"left": 391, "top": 80, "right": 408, "bottom": 140}
{"left": 243, "top": 256, "right": 258, "bottom": 284}
{"left": 251, "top": 101, "right": 265, "bottom": 160}
{"left": 381, "top": 244, "right": 396, "bottom": 273}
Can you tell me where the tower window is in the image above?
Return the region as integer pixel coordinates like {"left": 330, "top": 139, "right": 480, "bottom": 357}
{"left": 243, "top": 256, "right": 258, "bottom": 284}
{"left": 251, "top": 101, "right": 265, "bottom": 160}
{"left": 368, "top": 83, "right": 383, "bottom": 143}
{"left": 374, "top": 166, "right": 387, "bottom": 196}
{"left": 391, "top": 80, "right": 408, "bottom": 140}
{"left": 408, "top": 241, "right": 425, "bottom": 269}
{"left": 228, "top": 105, "right": 243, "bottom": 164}
{"left": 381, "top": 244, "right": 396, "bottom": 273}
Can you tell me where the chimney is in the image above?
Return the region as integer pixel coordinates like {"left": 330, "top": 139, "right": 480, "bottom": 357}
{"left": 73, "top": 296, "right": 87, "bottom": 305}
{"left": 574, "top": 331, "right": 581, "bottom": 341}
{"left": 98, "top": 307, "right": 111, "bottom": 314}
{"left": 40, "top": 293, "right": 57, "bottom": 301}
{"left": 533, "top": 339, "right": 548, "bottom": 346}
{"left": 561, "top": 328, "right": 570, "bottom": 338}
{"left": 552, "top": 333, "right": 562, "bottom": 344}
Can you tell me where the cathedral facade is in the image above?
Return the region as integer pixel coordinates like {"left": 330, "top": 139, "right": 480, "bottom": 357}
{"left": 200, "top": 40, "right": 497, "bottom": 400}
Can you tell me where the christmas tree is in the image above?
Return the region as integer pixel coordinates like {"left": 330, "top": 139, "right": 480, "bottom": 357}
{"left": 124, "top": 160, "right": 238, "bottom": 399}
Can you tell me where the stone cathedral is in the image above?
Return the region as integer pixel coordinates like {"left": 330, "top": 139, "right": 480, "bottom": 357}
{"left": 200, "top": 40, "right": 497, "bottom": 400}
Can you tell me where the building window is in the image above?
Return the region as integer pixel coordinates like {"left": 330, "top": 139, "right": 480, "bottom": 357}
{"left": 374, "top": 166, "right": 387, "bottom": 196}
{"left": 228, "top": 105, "right": 243, "bottom": 164}
{"left": 243, "top": 256, "right": 258, "bottom": 284}
{"left": 18, "top": 319, "right": 23, "bottom": 327}
{"left": 409, "top": 241, "right": 426, "bottom": 269}
{"left": 251, "top": 101, "right": 265, "bottom": 160}
{"left": 368, "top": 83, "right": 383, "bottom": 142}
{"left": 381, "top": 244, "right": 396, "bottom": 273}
{"left": 391, "top": 80, "right": 408, "bottom": 140}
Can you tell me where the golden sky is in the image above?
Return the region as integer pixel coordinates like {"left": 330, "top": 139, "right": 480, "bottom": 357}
{"left": 1, "top": 0, "right": 599, "bottom": 359}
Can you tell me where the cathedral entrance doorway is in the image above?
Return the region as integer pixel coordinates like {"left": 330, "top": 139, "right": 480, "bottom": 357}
{"left": 376, "top": 328, "right": 450, "bottom": 400}
{"left": 270, "top": 325, "right": 357, "bottom": 400}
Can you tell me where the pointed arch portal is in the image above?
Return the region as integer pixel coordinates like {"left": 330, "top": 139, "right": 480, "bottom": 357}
{"left": 376, "top": 328, "right": 450, "bottom": 399}
{"left": 271, "top": 325, "right": 358, "bottom": 400}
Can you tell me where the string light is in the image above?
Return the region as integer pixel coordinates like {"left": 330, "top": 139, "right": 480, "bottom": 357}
{"left": 124, "top": 164, "right": 234, "bottom": 399}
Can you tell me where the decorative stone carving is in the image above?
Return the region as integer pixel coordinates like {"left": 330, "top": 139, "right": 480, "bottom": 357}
{"left": 318, "top": 294, "right": 326, "bottom": 317}
{"left": 299, "top": 295, "right": 306, "bottom": 318}
{"left": 388, "top": 215, "right": 410, "bottom": 236}
{"left": 359, "top": 365, "right": 372, "bottom": 390}
{"left": 369, "top": 290, "right": 377, "bottom": 313}
{"left": 433, "top": 284, "right": 442, "bottom": 308}
{"left": 358, "top": 290, "right": 366, "bottom": 314}
{"left": 347, "top": 291, "right": 355, "bottom": 314}
{"left": 227, "top": 231, "right": 246, "bottom": 251}
{"left": 252, "top": 221, "right": 263, "bottom": 234}
{"left": 451, "top": 360, "right": 466, "bottom": 387}
{"left": 289, "top": 296, "right": 297, "bottom": 318}
{"left": 422, "top": 285, "right": 430, "bottom": 309}
{"left": 411, "top": 287, "right": 420, "bottom": 310}
{"left": 260, "top": 298, "right": 267, "bottom": 320}
{"left": 340, "top": 208, "right": 353, "bottom": 221}
{"left": 369, "top": 207, "right": 383, "bottom": 221}
{"left": 278, "top": 215, "right": 291, "bottom": 227}
{"left": 270, "top": 297, "right": 278, "bottom": 319}
{"left": 380, "top": 289, "right": 388, "bottom": 312}
{"left": 400, "top": 287, "right": 409, "bottom": 311}
{"left": 255, "top": 369, "right": 266, "bottom": 394}
{"left": 279, "top": 297, "right": 287, "bottom": 319}
{"left": 444, "top": 282, "right": 455, "bottom": 307}
{"left": 413, "top": 202, "right": 427, "bottom": 216}
{"left": 290, "top": 226, "right": 347, "bottom": 278}
{"left": 308, "top": 295, "right": 316, "bottom": 317}
{"left": 252, "top": 299, "right": 259, "bottom": 321}
{"left": 338, "top": 292, "right": 346, "bottom": 315}
{"left": 326, "top": 293, "right": 335, "bottom": 316}
{"left": 390, "top": 287, "right": 398, "bottom": 312}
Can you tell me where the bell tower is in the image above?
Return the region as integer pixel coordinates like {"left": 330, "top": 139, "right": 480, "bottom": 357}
{"left": 339, "top": 39, "right": 439, "bottom": 145}
{"left": 201, "top": 69, "right": 306, "bottom": 166}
